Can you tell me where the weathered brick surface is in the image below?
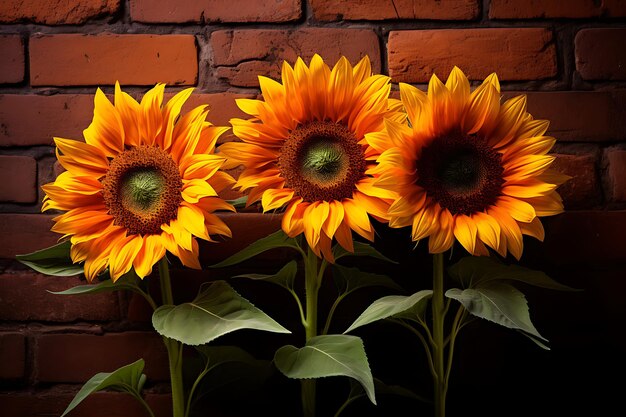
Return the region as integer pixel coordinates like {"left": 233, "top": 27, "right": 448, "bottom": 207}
{"left": 605, "top": 148, "right": 626, "bottom": 202}
{"left": 576, "top": 29, "right": 626, "bottom": 80}
{"left": 0, "top": 0, "right": 120, "bottom": 24}
{"left": 551, "top": 153, "right": 600, "bottom": 209}
{"left": 0, "top": 35, "right": 24, "bottom": 84}
{"left": 210, "top": 28, "right": 380, "bottom": 87}
{"left": 490, "top": 0, "right": 626, "bottom": 19}
{"left": 0, "top": 272, "right": 120, "bottom": 321}
{"left": 311, "top": 0, "right": 479, "bottom": 21}
{"left": 0, "top": 332, "right": 25, "bottom": 380}
{"left": 0, "top": 391, "right": 172, "bottom": 417}
{"left": 0, "top": 92, "right": 251, "bottom": 147}
{"left": 35, "top": 332, "right": 168, "bottom": 382}
{"left": 30, "top": 34, "right": 198, "bottom": 86}
{"left": 131, "top": 0, "right": 301, "bottom": 23}
{"left": 0, "top": 214, "right": 57, "bottom": 258}
{"left": 517, "top": 91, "right": 626, "bottom": 142}
{"left": 0, "top": 155, "right": 37, "bottom": 203}
{"left": 388, "top": 28, "right": 557, "bottom": 83}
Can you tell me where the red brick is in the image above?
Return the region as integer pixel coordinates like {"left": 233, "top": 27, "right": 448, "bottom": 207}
{"left": 0, "top": 391, "right": 172, "bottom": 417}
{"left": 131, "top": 0, "right": 301, "bottom": 23}
{"left": 388, "top": 28, "right": 556, "bottom": 83}
{"left": 0, "top": 92, "right": 250, "bottom": 147}
{"left": 0, "top": 214, "right": 57, "bottom": 259}
{"left": 0, "top": 155, "right": 37, "bottom": 203}
{"left": 606, "top": 149, "right": 626, "bottom": 202}
{"left": 575, "top": 29, "right": 626, "bottom": 80}
{"left": 550, "top": 153, "right": 600, "bottom": 209}
{"left": 0, "top": 94, "right": 93, "bottom": 147}
{"left": 542, "top": 211, "right": 626, "bottom": 264}
{"left": 489, "top": 0, "right": 626, "bottom": 18}
{"left": 35, "top": 332, "right": 168, "bottom": 382}
{"left": 30, "top": 34, "right": 197, "bottom": 86}
{"left": 210, "top": 28, "right": 380, "bottom": 87}
{"left": 507, "top": 91, "right": 626, "bottom": 142}
{"left": 0, "top": 0, "right": 120, "bottom": 24}
{"left": 0, "top": 35, "right": 24, "bottom": 84}
{"left": 0, "top": 332, "right": 25, "bottom": 379}
{"left": 0, "top": 272, "right": 120, "bottom": 322}
{"left": 312, "top": 0, "right": 479, "bottom": 20}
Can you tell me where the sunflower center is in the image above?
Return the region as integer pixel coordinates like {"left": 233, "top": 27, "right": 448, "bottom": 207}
{"left": 416, "top": 132, "right": 504, "bottom": 215}
{"left": 278, "top": 121, "right": 365, "bottom": 202}
{"left": 102, "top": 146, "right": 183, "bottom": 235}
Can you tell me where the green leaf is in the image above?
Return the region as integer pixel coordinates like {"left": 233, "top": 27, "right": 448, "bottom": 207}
{"left": 274, "top": 334, "right": 376, "bottom": 405}
{"left": 16, "top": 241, "right": 83, "bottom": 277}
{"left": 152, "top": 280, "right": 291, "bottom": 346}
{"left": 61, "top": 359, "right": 147, "bottom": 417}
{"left": 49, "top": 269, "right": 141, "bottom": 296}
{"left": 332, "top": 264, "right": 402, "bottom": 296}
{"left": 232, "top": 260, "right": 298, "bottom": 292}
{"left": 344, "top": 290, "right": 433, "bottom": 334}
{"left": 446, "top": 283, "right": 549, "bottom": 348}
{"left": 210, "top": 230, "right": 300, "bottom": 268}
{"left": 448, "top": 256, "right": 576, "bottom": 291}
{"left": 226, "top": 195, "right": 248, "bottom": 209}
{"left": 337, "top": 378, "right": 429, "bottom": 416}
{"left": 333, "top": 241, "right": 397, "bottom": 264}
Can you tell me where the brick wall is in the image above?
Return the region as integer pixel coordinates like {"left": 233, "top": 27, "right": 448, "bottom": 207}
{"left": 0, "top": 1, "right": 625, "bottom": 416}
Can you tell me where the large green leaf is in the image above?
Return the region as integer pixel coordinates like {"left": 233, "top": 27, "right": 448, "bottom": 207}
{"left": 333, "top": 241, "right": 397, "bottom": 264}
{"left": 50, "top": 270, "right": 141, "bottom": 296}
{"left": 152, "top": 280, "right": 290, "bottom": 346}
{"left": 61, "top": 359, "right": 147, "bottom": 417}
{"left": 274, "top": 334, "right": 376, "bottom": 404}
{"left": 232, "top": 260, "right": 298, "bottom": 292}
{"left": 332, "top": 264, "right": 402, "bottom": 296}
{"left": 448, "top": 256, "right": 576, "bottom": 290}
{"left": 16, "top": 241, "right": 84, "bottom": 277}
{"left": 344, "top": 290, "right": 433, "bottom": 334}
{"left": 446, "top": 283, "right": 549, "bottom": 348}
{"left": 210, "top": 230, "right": 300, "bottom": 268}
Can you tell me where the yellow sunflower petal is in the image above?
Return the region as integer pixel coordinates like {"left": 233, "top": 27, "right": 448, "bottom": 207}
{"left": 114, "top": 81, "right": 141, "bottom": 147}
{"left": 262, "top": 188, "right": 295, "bottom": 212}
{"left": 159, "top": 87, "right": 194, "bottom": 150}
{"left": 454, "top": 214, "right": 478, "bottom": 255}
{"left": 83, "top": 88, "right": 125, "bottom": 157}
{"left": 282, "top": 198, "right": 307, "bottom": 237}
{"left": 133, "top": 235, "right": 166, "bottom": 279}
{"left": 461, "top": 82, "right": 500, "bottom": 135}
{"left": 110, "top": 234, "right": 143, "bottom": 282}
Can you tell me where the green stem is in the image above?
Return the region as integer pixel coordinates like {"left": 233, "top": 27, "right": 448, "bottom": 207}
{"left": 322, "top": 294, "right": 345, "bottom": 335}
{"left": 301, "top": 247, "right": 322, "bottom": 417}
{"left": 444, "top": 306, "right": 466, "bottom": 397}
{"left": 158, "top": 258, "right": 185, "bottom": 417}
{"left": 432, "top": 252, "right": 446, "bottom": 417}
{"left": 135, "top": 391, "right": 156, "bottom": 417}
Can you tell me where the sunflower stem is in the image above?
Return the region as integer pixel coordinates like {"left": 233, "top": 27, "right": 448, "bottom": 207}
{"left": 158, "top": 258, "right": 185, "bottom": 417}
{"left": 301, "top": 246, "right": 321, "bottom": 417}
{"left": 432, "top": 252, "right": 446, "bottom": 417}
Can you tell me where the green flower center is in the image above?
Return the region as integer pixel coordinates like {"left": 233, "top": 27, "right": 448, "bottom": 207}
{"left": 120, "top": 168, "right": 166, "bottom": 213}
{"left": 278, "top": 121, "right": 365, "bottom": 202}
{"left": 300, "top": 139, "right": 347, "bottom": 184}
{"left": 103, "top": 146, "right": 183, "bottom": 235}
{"left": 416, "top": 132, "right": 504, "bottom": 215}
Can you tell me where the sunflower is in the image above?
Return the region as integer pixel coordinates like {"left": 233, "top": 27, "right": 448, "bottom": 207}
{"left": 219, "top": 54, "right": 404, "bottom": 261}
{"left": 42, "top": 83, "right": 235, "bottom": 282}
{"left": 370, "top": 67, "right": 567, "bottom": 259}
